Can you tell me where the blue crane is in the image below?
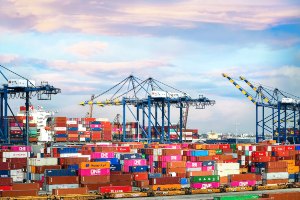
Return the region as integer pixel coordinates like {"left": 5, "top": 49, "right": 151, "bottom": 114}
{"left": 80, "top": 75, "right": 215, "bottom": 143}
{"left": 0, "top": 65, "right": 61, "bottom": 145}
{"left": 223, "top": 73, "right": 300, "bottom": 143}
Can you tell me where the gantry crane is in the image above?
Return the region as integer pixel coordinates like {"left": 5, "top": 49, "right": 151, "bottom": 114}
{"left": 222, "top": 73, "right": 300, "bottom": 143}
{"left": 80, "top": 75, "right": 215, "bottom": 143}
{"left": 86, "top": 94, "right": 95, "bottom": 118}
{"left": 0, "top": 65, "right": 61, "bottom": 145}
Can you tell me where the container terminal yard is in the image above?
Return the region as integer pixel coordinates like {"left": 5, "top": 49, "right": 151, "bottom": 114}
{"left": 0, "top": 66, "right": 300, "bottom": 200}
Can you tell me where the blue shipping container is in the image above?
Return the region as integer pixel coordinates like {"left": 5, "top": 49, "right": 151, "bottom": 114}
{"left": 45, "top": 169, "right": 77, "bottom": 177}
{"left": 148, "top": 173, "right": 162, "bottom": 179}
{"left": 191, "top": 150, "right": 209, "bottom": 157}
{"left": 55, "top": 134, "right": 68, "bottom": 138}
{"left": 180, "top": 178, "right": 188, "bottom": 185}
{"left": 94, "top": 158, "right": 119, "bottom": 165}
{"left": 202, "top": 161, "right": 215, "bottom": 167}
{"left": 68, "top": 164, "right": 79, "bottom": 170}
{"left": 0, "top": 170, "right": 10, "bottom": 177}
{"left": 110, "top": 164, "right": 122, "bottom": 171}
{"left": 129, "top": 166, "right": 148, "bottom": 173}
{"left": 120, "top": 153, "right": 143, "bottom": 160}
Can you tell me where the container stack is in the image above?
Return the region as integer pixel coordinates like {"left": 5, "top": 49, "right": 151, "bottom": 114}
{"left": 190, "top": 175, "right": 220, "bottom": 189}
{"left": 9, "top": 118, "right": 23, "bottom": 144}
{"left": 54, "top": 117, "right": 67, "bottom": 142}
{"left": 228, "top": 174, "right": 256, "bottom": 187}
{"left": 0, "top": 146, "right": 30, "bottom": 182}
{"left": 67, "top": 119, "right": 79, "bottom": 142}
{"left": 79, "top": 162, "right": 110, "bottom": 191}
{"left": 44, "top": 168, "right": 77, "bottom": 192}
{"left": 28, "top": 157, "right": 58, "bottom": 190}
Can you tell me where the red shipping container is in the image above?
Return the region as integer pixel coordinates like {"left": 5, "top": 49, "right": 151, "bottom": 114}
{"left": 219, "top": 144, "right": 230, "bottom": 149}
{"left": 272, "top": 146, "right": 285, "bottom": 152}
{"left": 252, "top": 151, "right": 269, "bottom": 157}
{"left": 0, "top": 186, "right": 12, "bottom": 191}
{"left": 0, "top": 178, "right": 12, "bottom": 186}
{"left": 133, "top": 173, "right": 148, "bottom": 181}
{"left": 116, "top": 146, "right": 130, "bottom": 153}
{"left": 275, "top": 151, "right": 289, "bottom": 157}
{"left": 0, "top": 163, "right": 10, "bottom": 170}
{"left": 285, "top": 146, "right": 295, "bottom": 151}
{"left": 99, "top": 186, "right": 132, "bottom": 193}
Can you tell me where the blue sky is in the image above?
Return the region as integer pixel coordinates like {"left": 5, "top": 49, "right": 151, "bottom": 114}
{"left": 0, "top": 0, "right": 299, "bottom": 133}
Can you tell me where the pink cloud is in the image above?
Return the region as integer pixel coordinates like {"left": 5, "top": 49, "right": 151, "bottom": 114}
{"left": 66, "top": 41, "right": 108, "bottom": 57}
{"left": 0, "top": 0, "right": 299, "bottom": 34}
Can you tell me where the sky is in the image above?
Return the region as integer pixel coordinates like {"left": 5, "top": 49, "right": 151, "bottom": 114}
{"left": 0, "top": 0, "right": 299, "bottom": 134}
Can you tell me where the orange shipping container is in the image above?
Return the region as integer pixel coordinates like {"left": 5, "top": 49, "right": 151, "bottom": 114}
{"left": 265, "top": 179, "right": 288, "bottom": 185}
{"left": 150, "top": 184, "right": 181, "bottom": 191}
{"left": 186, "top": 171, "right": 213, "bottom": 177}
{"left": 133, "top": 173, "right": 148, "bottom": 181}
{"left": 79, "top": 162, "right": 110, "bottom": 169}
{"left": 220, "top": 176, "right": 228, "bottom": 185}
{"left": 166, "top": 167, "right": 186, "bottom": 174}
{"left": 52, "top": 187, "right": 88, "bottom": 196}
{"left": 167, "top": 161, "right": 186, "bottom": 168}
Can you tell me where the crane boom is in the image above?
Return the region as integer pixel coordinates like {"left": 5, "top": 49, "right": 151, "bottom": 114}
{"left": 222, "top": 73, "right": 256, "bottom": 104}
{"left": 239, "top": 76, "right": 270, "bottom": 104}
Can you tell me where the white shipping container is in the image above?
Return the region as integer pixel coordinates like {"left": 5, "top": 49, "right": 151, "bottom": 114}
{"left": 78, "top": 127, "right": 86, "bottom": 132}
{"left": 186, "top": 168, "right": 202, "bottom": 172}
{"left": 215, "top": 163, "right": 240, "bottom": 170}
{"left": 67, "top": 120, "right": 77, "bottom": 125}
{"left": 263, "top": 172, "right": 289, "bottom": 180}
{"left": 45, "top": 184, "right": 79, "bottom": 192}
{"left": 29, "top": 158, "right": 58, "bottom": 166}
{"left": 30, "top": 173, "right": 44, "bottom": 181}
{"left": 10, "top": 169, "right": 23, "bottom": 176}
{"left": 9, "top": 127, "right": 22, "bottom": 131}
{"left": 215, "top": 169, "right": 240, "bottom": 177}
{"left": 3, "top": 152, "right": 30, "bottom": 158}
{"left": 59, "top": 153, "right": 82, "bottom": 158}
{"left": 54, "top": 127, "right": 67, "bottom": 131}
{"left": 181, "top": 184, "right": 190, "bottom": 189}
{"left": 12, "top": 175, "right": 25, "bottom": 182}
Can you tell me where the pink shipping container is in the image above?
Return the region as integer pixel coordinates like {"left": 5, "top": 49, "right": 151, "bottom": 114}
{"left": 91, "top": 152, "right": 114, "bottom": 159}
{"left": 10, "top": 146, "right": 32, "bottom": 152}
{"left": 78, "top": 168, "right": 110, "bottom": 176}
{"left": 190, "top": 182, "right": 220, "bottom": 189}
{"left": 164, "top": 144, "right": 181, "bottom": 149}
{"left": 160, "top": 155, "right": 182, "bottom": 162}
{"left": 202, "top": 166, "right": 214, "bottom": 171}
{"left": 230, "top": 180, "right": 256, "bottom": 187}
{"left": 10, "top": 123, "right": 24, "bottom": 127}
{"left": 186, "top": 162, "right": 202, "bottom": 168}
{"left": 90, "top": 124, "right": 102, "bottom": 128}
{"left": 123, "top": 159, "right": 147, "bottom": 172}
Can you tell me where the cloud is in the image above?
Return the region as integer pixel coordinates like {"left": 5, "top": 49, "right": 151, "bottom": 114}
{"left": 66, "top": 41, "right": 108, "bottom": 57}
{"left": 0, "top": 0, "right": 299, "bottom": 35}
{"left": 47, "top": 58, "right": 174, "bottom": 76}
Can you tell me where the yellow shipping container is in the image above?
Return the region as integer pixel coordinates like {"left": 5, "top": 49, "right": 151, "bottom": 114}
{"left": 30, "top": 166, "right": 36, "bottom": 173}
{"left": 208, "top": 150, "right": 216, "bottom": 156}
{"left": 150, "top": 184, "right": 181, "bottom": 191}
{"left": 195, "top": 144, "right": 203, "bottom": 150}
{"left": 281, "top": 160, "right": 295, "bottom": 166}
{"left": 79, "top": 162, "right": 110, "bottom": 169}
{"left": 288, "top": 166, "right": 300, "bottom": 174}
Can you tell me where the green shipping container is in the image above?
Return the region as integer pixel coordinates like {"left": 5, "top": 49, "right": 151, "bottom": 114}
{"left": 215, "top": 149, "right": 222, "bottom": 154}
{"left": 191, "top": 175, "right": 220, "bottom": 183}
{"left": 230, "top": 144, "right": 237, "bottom": 150}
{"left": 214, "top": 194, "right": 259, "bottom": 200}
